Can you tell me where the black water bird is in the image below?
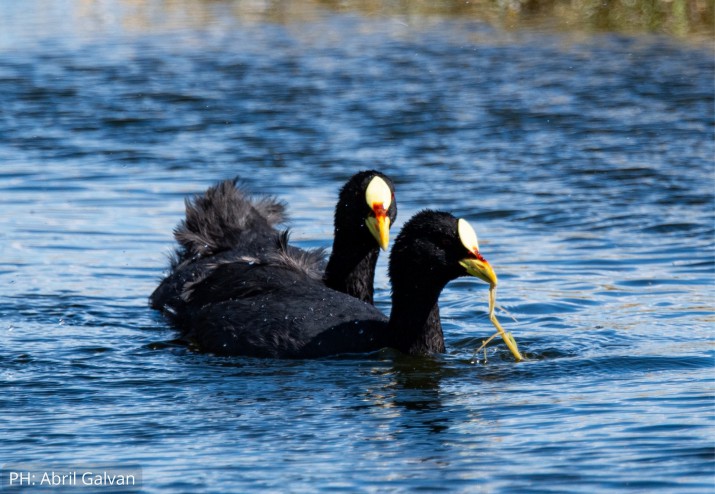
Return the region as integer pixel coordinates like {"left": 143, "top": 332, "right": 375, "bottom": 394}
{"left": 150, "top": 171, "right": 396, "bottom": 314}
{"left": 178, "top": 210, "right": 498, "bottom": 358}
{"left": 324, "top": 170, "right": 396, "bottom": 304}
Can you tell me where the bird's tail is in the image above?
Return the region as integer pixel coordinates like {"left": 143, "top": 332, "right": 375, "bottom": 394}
{"left": 173, "top": 178, "right": 287, "bottom": 261}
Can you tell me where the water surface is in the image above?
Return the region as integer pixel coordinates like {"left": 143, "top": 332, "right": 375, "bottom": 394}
{"left": 1, "top": 2, "right": 713, "bottom": 492}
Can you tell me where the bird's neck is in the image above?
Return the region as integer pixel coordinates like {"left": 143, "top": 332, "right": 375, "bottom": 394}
{"left": 388, "top": 280, "right": 446, "bottom": 355}
{"left": 324, "top": 233, "right": 379, "bottom": 304}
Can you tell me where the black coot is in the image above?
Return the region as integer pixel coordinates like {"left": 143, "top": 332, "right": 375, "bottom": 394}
{"left": 177, "top": 210, "right": 498, "bottom": 358}
{"left": 150, "top": 171, "right": 396, "bottom": 315}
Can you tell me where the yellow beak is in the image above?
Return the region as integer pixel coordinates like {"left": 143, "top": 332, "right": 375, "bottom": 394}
{"left": 365, "top": 210, "right": 391, "bottom": 251}
{"left": 462, "top": 257, "right": 523, "bottom": 361}
{"left": 459, "top": 257, "right": 498, "bottom": 287}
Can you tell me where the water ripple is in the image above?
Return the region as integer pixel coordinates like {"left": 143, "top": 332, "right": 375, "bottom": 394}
{"left": 0, "top": 7, "right": 713, "bottom": 494}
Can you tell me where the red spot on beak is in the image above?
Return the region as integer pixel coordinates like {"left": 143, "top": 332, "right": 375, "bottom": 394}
{"left": 470, "top": 248, "right": 488, "bottom": 263}
{"left": 372, "top": 203, "right": 387, "bottom": 218}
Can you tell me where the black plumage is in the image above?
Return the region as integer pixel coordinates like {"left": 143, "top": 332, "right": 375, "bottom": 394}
{"left": 149, "top": 179, "right": 292, "bottom": 315}
{"left": 324, "top": 170, "right": 397, "bottom": 303}
{"left": 177, "top": 210, "right": 495, "bottom": 358}
{"left": 150, "top": 171, "right": 396, "bottom": 316}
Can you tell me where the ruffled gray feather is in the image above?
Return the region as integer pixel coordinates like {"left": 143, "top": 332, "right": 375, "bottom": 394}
{"left": 173, "top": 178, "right": 286, "bottom": 260}
{"left": 269, "top": 231, "right": 326, "bottom": 282}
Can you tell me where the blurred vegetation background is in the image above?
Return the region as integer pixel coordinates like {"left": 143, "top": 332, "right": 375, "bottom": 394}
{"left": 314, "top": 0, "right": 714, "bottom": 37}
{"left": 5, "top": 0, "right": 712, "bottom": 44}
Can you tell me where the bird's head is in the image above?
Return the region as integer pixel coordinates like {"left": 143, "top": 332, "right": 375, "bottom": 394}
{"left": 389, "top": 210, "right": 497, "bottom": 288}
{"left": 336, "top": 170, "right": 397, "bottom": 251}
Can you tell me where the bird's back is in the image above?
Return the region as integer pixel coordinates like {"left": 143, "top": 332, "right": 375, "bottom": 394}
{"left": 178, "top": 259, "right": 389, "bottom": 358}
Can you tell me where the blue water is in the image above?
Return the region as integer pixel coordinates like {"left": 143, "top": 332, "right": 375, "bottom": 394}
{"left": 1, "top": 2, "right": 713, "bottom": 492}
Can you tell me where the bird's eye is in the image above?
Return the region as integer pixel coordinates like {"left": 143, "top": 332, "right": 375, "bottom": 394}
{"left": 437, "top": 236, "right": 452, "bottom": 249}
